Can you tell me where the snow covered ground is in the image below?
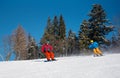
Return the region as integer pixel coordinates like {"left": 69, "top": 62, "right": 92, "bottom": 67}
{"left": 0, "top": 54, "right": 120, "bottom": 78}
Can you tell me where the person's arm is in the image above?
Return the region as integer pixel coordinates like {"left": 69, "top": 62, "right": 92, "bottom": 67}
{"left": 89, "top": 44, "right": 92, "bottom": 49}
{"left": 41, "top": 45, "right": 45, "bottom": 53}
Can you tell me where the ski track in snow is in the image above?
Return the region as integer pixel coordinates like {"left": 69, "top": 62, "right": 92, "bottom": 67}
{"left": 0, "top": 54, "right": 120, "bottom": 78}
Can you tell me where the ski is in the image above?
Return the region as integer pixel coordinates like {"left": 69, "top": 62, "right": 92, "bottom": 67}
{"left": 44, "top": 59, "right": 57, "bottom": 62}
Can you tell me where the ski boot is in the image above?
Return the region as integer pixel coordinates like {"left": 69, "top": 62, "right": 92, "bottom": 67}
{"left": 94, "top": 54, "right": 99, "bottom": 57}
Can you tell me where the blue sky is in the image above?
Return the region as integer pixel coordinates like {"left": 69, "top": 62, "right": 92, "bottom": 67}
{"left": 0, "top": 0, "right": 120, "bottom": 60}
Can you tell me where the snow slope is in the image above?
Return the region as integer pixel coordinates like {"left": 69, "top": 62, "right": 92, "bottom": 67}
{"left": 0, "top": 54, "right": 120, "bottom": 78}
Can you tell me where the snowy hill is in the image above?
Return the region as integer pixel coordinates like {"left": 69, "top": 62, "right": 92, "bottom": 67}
{"left": 0, "top": 54, "right": 120, "bottom": 78}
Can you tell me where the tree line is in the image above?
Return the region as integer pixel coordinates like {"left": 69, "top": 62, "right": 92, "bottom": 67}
{"left": 1, "top": 4, "right": 120, "bottom": 61}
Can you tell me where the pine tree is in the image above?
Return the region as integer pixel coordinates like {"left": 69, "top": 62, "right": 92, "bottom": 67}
{"left": 112, "top": 28, "right": 120, "bottom": 47}
{"left": 27, "top": 34, "right": 38, "bottom": 59}
{"left": 12, "top": 25, "right": 27, "bottom": 60}
{"left": 59, "top": 15, "right": 66, "bottom": 39}
{"left": 56, "top": 15, "right": 67, "bottom": 56}
{"left": 118, "top": 29, "right": 120, "bottom": 44}
{"left": 111, "top": 35, "right": 118, "bottom": 47}
{"left": 40, "top": 17, "right": 54, "bottom": 44}
{"left": 88, "top": 4, "right": 114, "bottom": 44}
{"left": 46, "top": 16, "right": 53, "bottom": 34}
{"left": 79, "top": 20, "right": 90, "bottom": 50}
{"left": 67, "top": 30, "right": 76, "bottom": 55}
{"left": 53, "top": 16, "right": 59, "bottom": 39}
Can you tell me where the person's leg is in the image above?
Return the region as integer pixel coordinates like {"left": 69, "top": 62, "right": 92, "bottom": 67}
{"left": 44, "top": 52, "right": 50, "bottom": 61}
{"left": 93, "top": 49, "right": 99, "bottom": 56}
{"left": 50, "top": 52, "right": 55, "bottom": 60}
{"left": 96, "top": 48, "right": 103, "bottom": 55}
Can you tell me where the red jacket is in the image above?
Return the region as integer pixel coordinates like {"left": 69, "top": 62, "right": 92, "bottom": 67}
{"left": 41, "top": 44, "right": 53, "bottom": 53}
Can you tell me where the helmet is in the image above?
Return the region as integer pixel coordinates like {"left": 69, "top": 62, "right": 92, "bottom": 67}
{"left": 90, "top": 40, "right": 93, "bottom": 43}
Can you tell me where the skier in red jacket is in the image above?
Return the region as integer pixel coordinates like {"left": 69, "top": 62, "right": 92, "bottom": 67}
{"left": 41, "top": 40, "right": 55, "bottom": 61}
